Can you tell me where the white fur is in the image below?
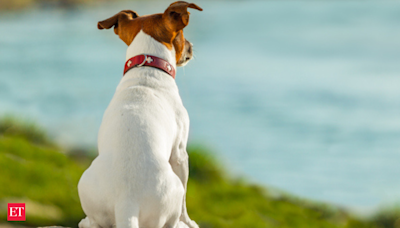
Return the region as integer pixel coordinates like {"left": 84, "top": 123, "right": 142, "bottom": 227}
{"left": 125, "top": 30, "right": 177, "bottom": 67}
{"left": 78, "top": 31, "right": 198, "bottom": 228}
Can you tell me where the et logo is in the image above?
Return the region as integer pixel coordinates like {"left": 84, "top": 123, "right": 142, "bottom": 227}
{"left": 7, "top": 203, "right": 26, "bottom": 221}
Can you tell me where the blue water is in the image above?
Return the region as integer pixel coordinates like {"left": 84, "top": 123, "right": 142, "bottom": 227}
{"left": 1, "top": 1, "right": 400, "bottom": 212}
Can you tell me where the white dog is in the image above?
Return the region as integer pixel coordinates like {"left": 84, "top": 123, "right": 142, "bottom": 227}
{"left": 77, "top": 2, "right": 202, "bottom": 228}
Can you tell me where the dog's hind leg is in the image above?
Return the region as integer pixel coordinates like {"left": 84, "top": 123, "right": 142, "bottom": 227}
{"left": 115, "top": 203, "right": 139, "bottom": 228}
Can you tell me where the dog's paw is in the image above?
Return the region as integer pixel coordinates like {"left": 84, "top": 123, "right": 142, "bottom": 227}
{"left": 176, "top": 221, "right": 189, "bottom": 228}
{"left": 186, "top": 220, "right": 199, "bottom": 228}
{"left": 78, "top": 217, "right": 90, "bottom": 228}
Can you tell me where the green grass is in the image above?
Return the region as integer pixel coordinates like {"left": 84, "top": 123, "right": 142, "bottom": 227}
{"left": 0, "top": 118, "right": 399, "bottom": 228}
{"left": 0, "top": 118, "right": 85, "bottom": 226}
{"left": 0, "top": 116, "right": 52, "bottom": 146}
{"left": 186, "top": 146, "right": 373, "bottom": 228}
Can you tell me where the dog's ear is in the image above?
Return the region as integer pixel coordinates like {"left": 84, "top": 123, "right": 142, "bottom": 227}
{"left": 163, "top": 1, "right": 202, "bottom": 31}
{"left": 98, "top": 10, "right": 139, "bottom": 45}
{"left": 98, "top": 10, "right": 138, "bottom": 33}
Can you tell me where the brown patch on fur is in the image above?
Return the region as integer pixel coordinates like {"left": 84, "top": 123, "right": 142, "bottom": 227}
{"left": 97, "top": 1, "right": 202, "bottom": 64}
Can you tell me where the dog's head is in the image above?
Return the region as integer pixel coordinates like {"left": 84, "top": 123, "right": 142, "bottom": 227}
{"left": 97, "top": 1, "right": 202, "bottom": 67}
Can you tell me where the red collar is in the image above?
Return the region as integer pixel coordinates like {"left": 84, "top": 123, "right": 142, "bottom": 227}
{"left": 123, "top": 54, "right": 176, "bottom": 79}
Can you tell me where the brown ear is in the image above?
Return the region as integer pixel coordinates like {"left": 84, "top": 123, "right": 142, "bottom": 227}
{"left": 98, "top": 10, "right": 139, "bottom": 35}
{"left": 163, "top": 1, "right": 202, "bottom": 31}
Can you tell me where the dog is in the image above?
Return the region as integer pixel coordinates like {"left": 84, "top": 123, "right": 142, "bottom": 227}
{"left": 77, "top": 2, "right": 202, "bottom": 228}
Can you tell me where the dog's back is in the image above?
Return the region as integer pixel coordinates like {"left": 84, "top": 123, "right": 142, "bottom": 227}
{"left": 79, "top": 67, "right": 187, "bottom": 228}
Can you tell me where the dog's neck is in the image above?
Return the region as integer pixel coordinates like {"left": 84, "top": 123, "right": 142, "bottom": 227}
{"left": 126, "top": 30, "right": 177, "bottom": 69}
{"left": 118, "top": 30, "right": 178, "bottom": 93}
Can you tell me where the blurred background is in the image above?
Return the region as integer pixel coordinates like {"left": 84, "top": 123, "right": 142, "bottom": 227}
{"left": 1, "top": 0, "right": 400, "bottom": 227}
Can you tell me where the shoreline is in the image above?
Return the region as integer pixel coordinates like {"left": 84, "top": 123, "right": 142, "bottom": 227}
{"left": 0, "top": 0, "right": 116, "bottom": 11}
